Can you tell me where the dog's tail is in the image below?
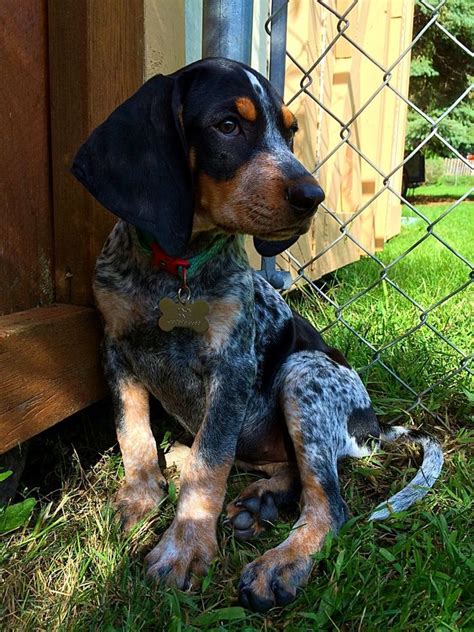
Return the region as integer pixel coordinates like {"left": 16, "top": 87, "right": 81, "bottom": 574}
{"left": 368, "top": 425, "right": 443, "bottom": 521}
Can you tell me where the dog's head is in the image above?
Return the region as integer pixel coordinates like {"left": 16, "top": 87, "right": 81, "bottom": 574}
{"left": 72, "top": 58, "right": 324, "bottom": 257}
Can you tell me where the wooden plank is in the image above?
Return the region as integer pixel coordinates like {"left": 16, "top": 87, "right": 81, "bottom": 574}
{"left": 48, "top": 0, "right": 145, "bottom": 306}
{"left": 273, "top": 0, "right": 361, "bottom": 281}
{"left": 356, "top": 0, "right": 390, "bottom": 251}
{"left": 383, "top": 0, "right": 415, "bottom": 241}
{"left": 0, "top": 0, "right": 54, "bottom": 314}
{"left": 252, "top": 0, "right": 413, "bottom": 280}
{"left": 335, "top": 0, "right": 357, "bottom": 59}
{"left": 0, "top": 305, "right": 106, "bottom": 454}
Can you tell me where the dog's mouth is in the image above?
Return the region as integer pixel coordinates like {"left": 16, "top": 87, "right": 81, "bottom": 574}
{"left": 215, "top": 222, "right": 310, "bottom": 241}
{"left": 211, "top": 199, "right": 317, "bottom": 241}
{"left": 255, "top": 229, "right": 299, "bottom": 240}
{"left": 254, "top": 218, "right": 313, "bottom": 241}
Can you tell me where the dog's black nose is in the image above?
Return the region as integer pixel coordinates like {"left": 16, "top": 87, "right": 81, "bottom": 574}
{"left": 286, "top": 183, "right": 325, "bottom": 213}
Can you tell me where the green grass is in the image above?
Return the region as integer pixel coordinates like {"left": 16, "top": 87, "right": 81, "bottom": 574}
{"left": 290, "top": 201, "right": 473, "bottom": 422}
{"left": 410, "top": 175, "right": 473, "bottom": 202}
{"left": 1, "top": 200, "right": 473, "bottom": 631}
{"left": 1, "top": 428, "right": 472, "bottom": 631}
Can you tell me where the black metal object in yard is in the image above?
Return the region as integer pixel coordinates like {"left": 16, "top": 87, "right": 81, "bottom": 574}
{"left": 402, "top": 153, "right": 426, "bottom": 197}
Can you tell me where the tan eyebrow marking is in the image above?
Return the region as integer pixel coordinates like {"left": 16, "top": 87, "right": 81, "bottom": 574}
{"left": 281, "top": 105, "right": 297, "bottom": 129}
{"left": 235, "top": 96, "right": 257, "bottom": 122}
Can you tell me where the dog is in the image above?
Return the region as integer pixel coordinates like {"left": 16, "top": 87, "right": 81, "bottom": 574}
{"left": 72, "top": 58, "right": 443, "bottom": 612}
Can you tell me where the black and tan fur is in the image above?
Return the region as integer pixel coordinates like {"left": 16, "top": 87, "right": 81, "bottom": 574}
{"left": 72, "top": 58, "right": 443, "bottom": 612}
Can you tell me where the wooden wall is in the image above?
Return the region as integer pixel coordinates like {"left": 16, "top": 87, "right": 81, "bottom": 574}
{"left": 1, "top": 0, "right": 186, "bottom": 454}
{"left": 0, "top": 0, "right": 53, "bottom": 315}
{"left": 47, "top": 0, "right": 186, "bottom": 307}
{"left": 49, "top": 0, "right": 145, "bottom": 307}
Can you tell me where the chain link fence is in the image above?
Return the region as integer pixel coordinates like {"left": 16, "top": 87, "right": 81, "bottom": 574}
{"left": 264, "top": 0, "right": 473, "bottom": 425}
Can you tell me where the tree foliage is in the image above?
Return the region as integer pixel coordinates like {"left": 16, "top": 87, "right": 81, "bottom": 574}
{"left": 406, "top": 0, "right": 474, "bottom": 157}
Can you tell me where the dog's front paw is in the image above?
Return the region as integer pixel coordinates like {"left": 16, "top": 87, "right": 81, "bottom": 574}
{"left": 145, "top": 519, "right": 217, "bottom": 590}
{"left": 115, "top": 477, "right": 167, "bottom": 531}
{"left": 239, "top": 549, "right": 313, "bottom": 612}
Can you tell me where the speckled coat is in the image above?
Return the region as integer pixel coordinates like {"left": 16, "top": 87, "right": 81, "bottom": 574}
{"left": 73, "top": 58, "right": 443, "bottom": 613}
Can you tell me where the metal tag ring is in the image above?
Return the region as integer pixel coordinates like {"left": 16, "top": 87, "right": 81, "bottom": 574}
{"left": 178, "top": 286, "right": 191, "bottom": 303}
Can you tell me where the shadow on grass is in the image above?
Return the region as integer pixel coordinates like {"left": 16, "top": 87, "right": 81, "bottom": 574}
{"left": 408, "top": 194, "right": 474, "bottom": 204}
{"left": 17, "top": 396, "right": 185, "bottom": 503}
{"left": 18, "top": 399, "right": 117, "bottom": 501}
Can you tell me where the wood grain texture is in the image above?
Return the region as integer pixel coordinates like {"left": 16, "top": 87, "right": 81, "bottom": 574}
{"left": 48, "top": 0, "right": 144, "bottom": 306}
{"left": 0, "top": 0, "right": 54, "bottom": 314}
{"left": 0, "top": 305, "right": 106, "bottom": 454}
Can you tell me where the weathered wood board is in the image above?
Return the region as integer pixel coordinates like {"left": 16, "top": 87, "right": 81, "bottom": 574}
{"left": 0, "top": 305, "right": 106, "bottom": 454}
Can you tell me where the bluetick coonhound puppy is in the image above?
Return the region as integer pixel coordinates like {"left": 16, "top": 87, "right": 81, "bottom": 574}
{"left": 72, "top": 58, "right": 443, "bottom": 612}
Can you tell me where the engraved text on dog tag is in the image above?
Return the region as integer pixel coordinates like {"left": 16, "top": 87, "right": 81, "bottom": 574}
{"left": 158, "top": 297, "right": 209, "bottom": 333}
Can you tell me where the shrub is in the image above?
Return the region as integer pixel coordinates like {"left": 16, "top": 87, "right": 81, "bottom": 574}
{"left": 424, "top": 157, "right": 445, "bottom": 184}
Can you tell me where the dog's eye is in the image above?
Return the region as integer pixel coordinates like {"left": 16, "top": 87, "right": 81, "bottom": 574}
{"left": 288, "top": 124, "right": 298, "bottom": 150}
{"left": 216, "top": 118, "right": 240, "bottom": 136}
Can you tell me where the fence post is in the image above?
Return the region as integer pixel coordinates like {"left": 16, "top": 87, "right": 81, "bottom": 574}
{"left": 260, "top": 0, "right": 293, "bottom": 290}
{"left": 202, "top": 0, "right": 253, "bottom": 63}
{"left": 268, "top": 0, "right": 288, "bottom": 92}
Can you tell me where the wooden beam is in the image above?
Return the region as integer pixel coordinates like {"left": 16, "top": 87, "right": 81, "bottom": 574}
{"left": 48, "top": 0, "right": 144, "bottom": 306}
{"left": 0, "top": 305, "right": 106, "bottom": 454}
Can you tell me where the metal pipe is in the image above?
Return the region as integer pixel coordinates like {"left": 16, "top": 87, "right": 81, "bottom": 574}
{"left": 262, "top": 0, "right": 292, "bottom": 290}
{"left": 202, "top": 0, "right": 254, "bottom": 64}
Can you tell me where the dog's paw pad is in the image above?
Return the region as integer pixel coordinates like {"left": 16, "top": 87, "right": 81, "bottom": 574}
{"left": 226, "top": 491, "right": 278, "bottom": 540}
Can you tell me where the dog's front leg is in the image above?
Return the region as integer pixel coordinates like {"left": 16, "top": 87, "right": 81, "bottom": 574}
{"left": 145, "top": 358, "right": 256, "bottom": 590}
{"left": 104, "top": 338, "right": 168, "bottom": 531}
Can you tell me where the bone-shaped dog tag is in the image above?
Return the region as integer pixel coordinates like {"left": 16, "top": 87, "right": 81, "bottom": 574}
{"left": 158, "top": 297, "right": 209, "bottom": 333}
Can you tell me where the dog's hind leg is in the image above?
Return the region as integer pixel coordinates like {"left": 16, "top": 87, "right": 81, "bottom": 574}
{"left": 226, "top": 462, "right": 300, "bottom": 540}
{"left": 239, "top": 351, "right": 370, "bottom": 612}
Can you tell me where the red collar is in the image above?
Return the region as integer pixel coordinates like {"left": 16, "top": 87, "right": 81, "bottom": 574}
{"left": 150, "top": 242, "right": 190, "bottom": 279}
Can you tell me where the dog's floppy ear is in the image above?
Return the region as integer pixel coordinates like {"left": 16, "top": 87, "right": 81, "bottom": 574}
{"left": 253, "top": 236, "right": 300, "bottom": 257}
{"left": 71, "top": 74, "right": 192, "bottom": 256}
